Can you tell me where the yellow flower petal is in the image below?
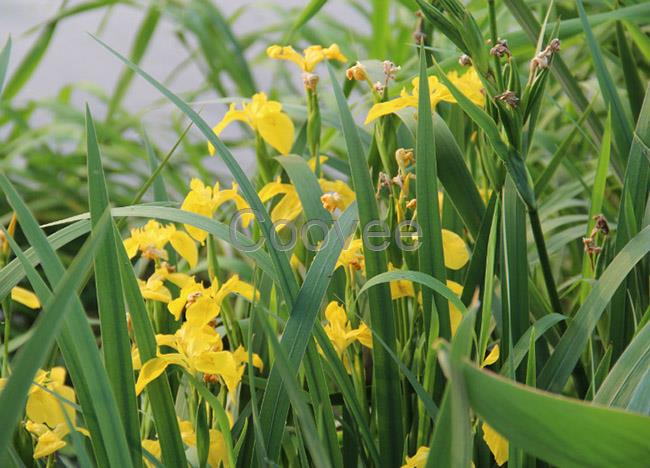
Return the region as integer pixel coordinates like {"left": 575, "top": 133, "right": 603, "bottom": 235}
{"left": 169, "top": 230, "right": 198, "bottom": 269}
{"left": 402, "top": 446, "right": 429, "bottom": 468}
{"left": 447, "top": 280, "right": 463, "bottom": 337}
{"left": 482, "top": 422, "right": 508, "bottom": 466}
{"left": 442, "top": 229, "right": 469, "bottom": 270}
{"left": 267, "top": 45, "right": 306, "bottom": 70}
{"left": 208, "top": 105, "right": 251, "bottom": 156}
{"left": 11, "top": 286, "right": 41, "bottom": 309}
{"left": 257, "top": 110, "right": 295, "bottom": 155}
{"left": 481, "top": 344, "right": 500, "bottom": 367}
{"left": 365, "top": 96, "right": 413, "bottom": 124}
{"left": 135, "top": 357, "right": 171, "bottom": 396}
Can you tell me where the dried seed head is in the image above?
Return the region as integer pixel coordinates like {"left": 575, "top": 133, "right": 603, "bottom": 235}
{"left": 458, "top": 54, "right": 472, "bottom": 66}
{"left": 530, "top": 38, "right": 561, "bottom": 73}
{"left": 346, "top": 62, "right": 368, "bottom": 81}
{"left": 382, "top": 61, "right": 401, "bottom": 81}
{"left": 496, "top": 90, "right": 519, "bottom": 108}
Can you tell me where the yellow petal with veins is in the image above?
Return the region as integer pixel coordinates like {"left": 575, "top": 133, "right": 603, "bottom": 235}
{"left": 257, "top": 110, "right": 295, "bottom": 155}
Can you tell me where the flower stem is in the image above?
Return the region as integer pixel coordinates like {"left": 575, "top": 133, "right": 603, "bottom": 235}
{"left": 2, "top": 297, "right": 11, "bottom": 377}
{"left": 529, "top": 209, "right": 563, "bottom": 313}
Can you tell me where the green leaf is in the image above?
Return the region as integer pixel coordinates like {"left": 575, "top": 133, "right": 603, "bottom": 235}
{"left": 91, "top": 34, "right": 297, "bottom": 306}
{"left": 0, "top": 212, "right": 109, "bottom": 461}
{"left": 253, "top": 305, "right": 331, "bottom": 468}
{"left": 464, "top": 361, "right": 650, "bottom": 467}
{"left": 328, "top": 62, "right": 403, "bottom": 466}
{"left": 0, "top": 37, "right": 11, "bottom": 95}
{"left": 115, "top": 238, "right": 187, "bottom": 467}
{"left": 257, "top": 203, "right": 358, "bottom": 462}
{"left": 1, "top": 14, "right": 56, "bottom": 100}
{"left": 500, "top": 314, "right": 567, "bottom": 377}
{"left": 49, "top": 205, "right": 278, "bottom": 285}
{"left": 595, "top": 322, "right": 650, "bottom": 413}
{"left": 576, "top": 0, "right": 633, "bottom": 170}
{"left": 415, "top": 46, "right": 449, "bottom": 338}
{"left": 106, "top": 4, "right": 160, "bottom": 121}
{"left": 609, "top": 85, "right": 650, "bottom": 358}
{"left": 85, "top": 106, "right": 142, "bottom": 465}
{"left": 0, "top": 220, "right": 91, "bottom": 299}
{"left": 616, "top": 22, "right": 645, "bottom": 122}
{"left": 0, "top": 173, "right": 133, "bottom": 467}
{"left": 429, "top": 56, "right": 536, "bottom": 209}
{"left": 539, "top": 226, "right": 650, "bottom": 392}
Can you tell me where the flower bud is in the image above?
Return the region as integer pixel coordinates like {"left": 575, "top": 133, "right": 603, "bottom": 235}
{"left": 346, "top": 62, "right": 367, "bottom": 81}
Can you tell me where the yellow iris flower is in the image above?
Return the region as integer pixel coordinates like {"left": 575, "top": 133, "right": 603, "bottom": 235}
{"left": 365, "top": 68, "right": 485, "bottom": 124}
{"left": 335, "top": 238, "right": 365, "bottom": 272}
{"left": 143, "top": 420, "right": 228, "bottom": 468}
{"left": 0, "top": 367, "right": 87, "bottom": 459}
{"left": 135, "top": 321, "right": 263, "bottom": 397}
{"left": 402, "top": 446, "right": 429, "bottom": 468}
{"left": 258, "top": 178, "right": 356, "bottom": 225}
{"left": 167, "top": 274, "right": 256, "bottom": 323}
{"left": 322, "top": 301, "right": 372, "bottom": 367}
{"left": 208, "top": 92, "right": 294, "bottom": 156}
{"left": 10, "top": 286, "right": 41, "bottom": 309}
{"left": 123, "top": 219, "right": 198, "bottom": 269}
{"left": 266, "top": 44, "right": 347, "bottom": 72}
{"left": 482, "top": 422, "right": 509, "bottom": 466}
{"left": 181, "top": 179, "right": 253, "bottom": 243}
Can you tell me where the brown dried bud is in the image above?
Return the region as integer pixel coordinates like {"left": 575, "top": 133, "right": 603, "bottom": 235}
{"left": 593, "top": 214, "right": 610, "bottom": 236}
{"left": 458, "top": 54, "right": 472, "bottom": 66}
{"left": 496, "top": 90, "right": 519, "bottom": 108}
{"left": 395, "top": 148, "right": 415, "bottom": 169}
{"left": 346, "top": 62, "right": 367, "bottom": 81}
{"left": 530, "top": 38, "right": 561, "bottom": 73}
{"left": 203, "top": 374, "right": 220, "bottom": 384}
{"left": 490, "top": 39, "right": 511, "bottom": 58}
{"left": 302, "top": 72, "right": 319, "bottom": 90}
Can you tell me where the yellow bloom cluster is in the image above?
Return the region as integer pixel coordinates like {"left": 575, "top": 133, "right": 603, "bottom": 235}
{"left": 143, "top": 418, "right": 228, "bottom": 468}
{"left": 209, "top": 92, "right": 294, "bottom": 156}
{"left": 181, "top": 179, "right": 253, "bottom": 243}
{"left": 0, "top": 367, "right": 87, "bottom": 459}
{"left": 366, "top": 68, "right": 485, "bottom": 123}
{"left": 134, "top": 272, "right": 261, "bottom": 399}
{"left": 266, "top": 44, "right": 347, "bottom": 72}
{"left": 322, "top": 301, "right": 372, "bottom": 371}
{"left": 123, "top": 219, "right": 198, "bottom": 269}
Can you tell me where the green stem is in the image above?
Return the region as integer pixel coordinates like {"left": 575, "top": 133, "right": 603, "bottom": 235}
{"left": 2, "top": 298, "right": 11, "bottom": 377}
{"left": 255, "top": 133, "right": 274, "bottom": 185}
{"left": 488, "top": 0, "right": 504, "bottom": 90}
{"left": 529, "top": 209, "right": 563, "bottom": 313}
